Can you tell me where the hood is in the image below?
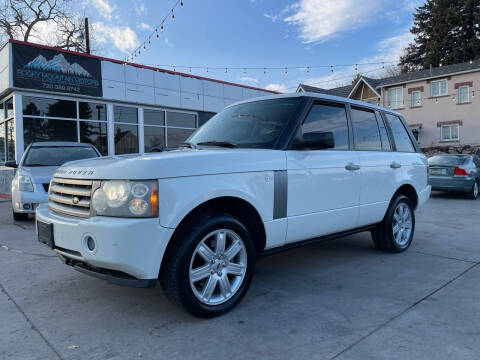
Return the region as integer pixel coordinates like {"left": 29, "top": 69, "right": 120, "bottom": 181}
{"left": 20, "top": 166, "right": 58, "bottom": 184}
{"left": 53, "top": 149, "right": 286, "bottom": 180}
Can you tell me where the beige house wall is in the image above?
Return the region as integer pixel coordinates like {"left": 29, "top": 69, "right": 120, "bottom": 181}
{"left": 380, "top": 72, "right": 480, "bottom": 148}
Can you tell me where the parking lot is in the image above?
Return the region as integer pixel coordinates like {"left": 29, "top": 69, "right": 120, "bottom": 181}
{"left": 1, "top": 193, "right": 479, "bottom": 360}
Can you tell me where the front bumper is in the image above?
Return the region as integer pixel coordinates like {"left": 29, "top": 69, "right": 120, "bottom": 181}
{"left": 35, "top": 204, "right": 175, "bottom": 284}
{"left": 429, "top": 177, "right": 474, "bottom": 192}
{"left": 12, "top": 188, "right": 48, "bottom": 213}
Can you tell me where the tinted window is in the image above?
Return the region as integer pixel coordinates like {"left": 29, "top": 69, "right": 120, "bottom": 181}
{"left": 114, "top": 123, "right": 138, "bottom": 154}
{"left": 23, "top": 118, "right": 77, "bottom": 147}
{"left": 144, "top": 109, "right": 165, "bottom": 126}
{"left": 79, "top": 102, "right": 106, "bottom": 120}
{"left": 0, "top": 122, "right": 5, "bottom": 162}
{"left": 80, "top": 121, "right": 107, "bottom": 155}
{"left": 144, "top": 126, "right": 165, "bottom": 152}
{"left": 351, "top": 108, "right": 381, "bottom": 151}
{"left": 189, "top": 98, "right": 301, "bottom": 149}
{"left": 23, "top": 97, "right": 76, "bottom": 118}
{"left": 167, "top": 111, "right": 196, "bottom": 128}
{"left": 114, "top": 106, "right": 138, "bottom": 124}
{"left": 376, "top": 112, "right": 392, "bottom": 151}
{"left": 5, "top": 98, "right": 13, "bottom": 119}
{"left": 428, "top": 155, "right": 468, "bottom": 166}
{"left": 295, "top": 103, "right": 349, "bottom": 150}
{"left": 24, "top": 146, "right": 98, "bottom": 166}
{"left": 385, "top": 113, "right": 415, "bottom": 152}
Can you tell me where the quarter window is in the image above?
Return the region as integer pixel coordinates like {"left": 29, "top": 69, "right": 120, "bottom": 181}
{"left": 351, "top": 108, "right": 382, "bottom": 151}
{"left": 431, "top": 80, "right": 447, "bottom": 97}
{"left": 385, "top": 113, "right": 415, "bottom": 153}
{"left": 458, "top": 86, "right": 469, "bottom": 104}
{"left": 411, "top": 91, "right": 421, "bottom": 107}
{"left": 388, "top": 87, "right": 403, "bottom": 109}
{"left": 295, "top": 103, "right": 349, "bottom": 150}
{"left": 441, "top": 124, "right": 459, "bottom": 141}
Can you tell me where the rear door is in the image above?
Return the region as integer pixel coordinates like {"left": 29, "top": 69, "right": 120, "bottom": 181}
{"left": 384, "top": 113, "right": 425, "bottom": 192}
{"left": 350, "top": 106, "right": 398, "bottom": 226}
{"left": 286, "top": 101, "right": 360, "bottom": 243}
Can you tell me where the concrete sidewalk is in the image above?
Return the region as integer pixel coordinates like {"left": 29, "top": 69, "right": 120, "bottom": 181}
{"left": 0, "top": 193, "right": 479, "bottom": 360}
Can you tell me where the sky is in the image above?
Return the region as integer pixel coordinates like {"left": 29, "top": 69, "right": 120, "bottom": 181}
{"left": 56, "top": 0, "right": 424, "bottom": 92}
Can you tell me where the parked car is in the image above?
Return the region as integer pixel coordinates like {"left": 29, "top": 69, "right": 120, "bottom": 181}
{"left": 428, "top": 154, "right": 480, "bottom": 199}
{"left": 6, "top": 142, "right": 101, "bottom": 221}
{"left": 35, "top": 94, "right": 430, "bottom": 317}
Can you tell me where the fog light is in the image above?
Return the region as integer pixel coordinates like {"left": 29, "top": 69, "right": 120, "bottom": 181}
{"left": 86, "top": 236, "right": 95, "bottom": 251}
{"left": 23, "top": 203, "right": 31, "bottom": 210}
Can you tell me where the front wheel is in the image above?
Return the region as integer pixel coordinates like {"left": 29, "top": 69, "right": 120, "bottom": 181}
{"left": 160, "top": 213, "right": 256, "bottom": 318}
{"left": 371, "top": 194, "right": 415, "bottom": 253}
{"left": 13, "top": 211, "right": 29, "bottom": 221}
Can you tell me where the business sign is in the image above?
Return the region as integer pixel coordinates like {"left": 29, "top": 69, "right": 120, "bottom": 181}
{"left": 12, "top": 43, "right": 102, "bottom": 97}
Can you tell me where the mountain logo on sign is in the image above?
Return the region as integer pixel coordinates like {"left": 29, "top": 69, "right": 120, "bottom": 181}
{"left": 25, "top": 53, "right": 91, "bottom": 77}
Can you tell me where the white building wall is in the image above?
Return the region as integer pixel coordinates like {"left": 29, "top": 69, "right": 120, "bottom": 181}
{"left": 100, "top": 61, "right": 272, "bottom": 113}
{"left": 0, "top": 43, "right": 10, "bottom": 97}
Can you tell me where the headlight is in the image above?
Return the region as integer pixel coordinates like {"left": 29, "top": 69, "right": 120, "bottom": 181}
{"left": 19, "top": 176, "right": 34, "bottom": 192}
{"left": 92, "top": 180, "right": 158, "bottom": 218}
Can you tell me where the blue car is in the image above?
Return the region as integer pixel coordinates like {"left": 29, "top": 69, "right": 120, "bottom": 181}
{"left": 428, "top": 154, "right": 480, "bottom": 199}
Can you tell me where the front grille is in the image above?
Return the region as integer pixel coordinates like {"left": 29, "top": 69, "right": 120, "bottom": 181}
{"left": 48, "top": 178, "right": 96, "bottom": 218}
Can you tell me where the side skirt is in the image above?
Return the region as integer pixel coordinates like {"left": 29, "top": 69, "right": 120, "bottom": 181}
{"left": 259, "top": 224, "right": 377, "bottom": 258}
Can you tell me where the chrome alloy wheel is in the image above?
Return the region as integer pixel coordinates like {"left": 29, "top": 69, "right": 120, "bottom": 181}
{"left": 189, "top": 229, "right": 247, "bottom": 306}
{"left": 392, "top": 203, "right": 413, "bottom": 247}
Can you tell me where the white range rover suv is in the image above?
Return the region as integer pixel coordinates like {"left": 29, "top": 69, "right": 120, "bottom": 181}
{"left": 36, "top": 93, "right": 431, "bottom": 317}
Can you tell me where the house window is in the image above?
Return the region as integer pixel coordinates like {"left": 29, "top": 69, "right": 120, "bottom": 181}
{"left": 441, "top": 124, "right": 459, "bottom": 141}
{"left": 411, "top": 90, "right": 421, "bottom": 107}
{"left": 458, "top": 85, "right": 469, "bottom": 104}
{"left": 431, "top": 79, "right": 447, "bottom": 97}
{"left": 388, "top": 87, "right": 403, "bottom": 109}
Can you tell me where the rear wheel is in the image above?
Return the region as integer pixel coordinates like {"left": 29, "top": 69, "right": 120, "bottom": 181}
{"left": 12, "top": 211, "right": 28, "bottom": 221}
{"left": 160, "top": 213, "right": 256, "bottom": 318}
{"left": 468, "top": 179, "right": 479, "bottom": 200}
{"left": 371, "top": 194, "right": 415, "bottom": 253}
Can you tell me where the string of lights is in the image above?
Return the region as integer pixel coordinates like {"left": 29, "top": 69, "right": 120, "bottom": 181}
{"left": 144, "top": 60, "right": 397, "bottom": 75}
{"left": 125, "top": 0, "right": 184, "bottom": 62}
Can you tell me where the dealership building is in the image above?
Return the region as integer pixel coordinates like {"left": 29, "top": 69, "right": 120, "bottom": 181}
{"left": 0, "top": 39, "right": 275, "bottom": 166}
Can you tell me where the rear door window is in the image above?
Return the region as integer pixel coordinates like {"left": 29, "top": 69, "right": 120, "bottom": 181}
{"left": 350, "top": 107, "right": 382, "bottom": 151}
{"left": 384, "top": 113, "right": 415, "bottom": 153}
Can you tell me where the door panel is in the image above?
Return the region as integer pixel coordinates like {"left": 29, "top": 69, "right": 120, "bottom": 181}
{"left": 286, "top": 150, "right": 360, "bottom": 243}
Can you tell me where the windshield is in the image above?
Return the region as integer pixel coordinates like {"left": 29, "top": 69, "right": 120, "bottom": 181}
{"left": 23, "top": 146, "right": 99, "bottom": 167}
{"left": 187, "top": 97, "right": 302, "bottom": 149}
{"left": 428, "top": 155, "right": 468, "bottom": 166}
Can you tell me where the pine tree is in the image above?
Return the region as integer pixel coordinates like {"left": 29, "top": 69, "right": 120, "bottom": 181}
{"left": 399, "top": 0, "right": 480, "bottom": 72}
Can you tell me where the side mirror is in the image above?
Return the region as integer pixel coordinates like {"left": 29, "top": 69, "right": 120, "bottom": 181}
{"left": 296, "top": 131, "right": 335, "bottom": 150}
{"left": 4, "top": 160, "right": 17, "bottom": 168}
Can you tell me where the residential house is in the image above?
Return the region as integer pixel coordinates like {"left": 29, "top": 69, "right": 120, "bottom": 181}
{"left": 297, "top": 61, "right": 480, "bottom": 151}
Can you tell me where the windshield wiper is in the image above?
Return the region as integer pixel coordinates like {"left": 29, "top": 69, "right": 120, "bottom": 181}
{"left": 179, "top": 141, "right": 198, "bottom": 149}
{"left": 197, "top": 141, "right": 237, "bottom": 148}
{"left": 24, "top": 164, "right": 49, "bottom": 167}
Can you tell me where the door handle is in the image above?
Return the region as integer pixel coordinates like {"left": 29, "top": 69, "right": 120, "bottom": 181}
{"left": 345, "top": 163, "right": 361, "bottom": 171}
{"left": 390, "top": 162, "right": 402, "bottom": 169}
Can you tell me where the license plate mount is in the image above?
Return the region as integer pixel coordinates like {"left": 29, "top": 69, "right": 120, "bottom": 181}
{"left": 37, "top": 220, "right": 54, "bottom": 249}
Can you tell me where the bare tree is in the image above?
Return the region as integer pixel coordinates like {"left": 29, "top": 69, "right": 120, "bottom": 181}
{"left": 0, "top": 0, "right": 88, "bottom": 52}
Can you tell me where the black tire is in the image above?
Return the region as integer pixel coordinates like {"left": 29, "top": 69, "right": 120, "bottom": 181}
{"left": 13, "top": 211, "right": 29, "bottom": 221}
{"left": 468, "top": 179, "right": 479, "bottom": 200}
{"left": 371, "top": 194, "right": 415, "bottom": 253}
{"left": 160, "top": 213, "right": 256, "bottom": 318}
